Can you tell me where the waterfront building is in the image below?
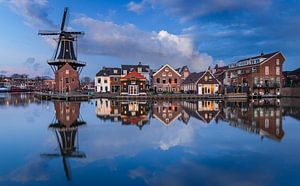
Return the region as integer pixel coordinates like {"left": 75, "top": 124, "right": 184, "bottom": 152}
{"left": 223, "top": 51, "right": 285, "bottom": 95}
{"left": 39, "top": 8, "right": 86, "bottom": 93}
{"left": 182, "top": 69, "right": 221, "bottom": 95}
{"left": 95, "top": 67, "right": 121, "bottom": 93}
{"left": 152, "top": 64, "right": 182, "bottom": 93}
{"left": 121, "top": 62, "right": 151, "bottom": 86}
{"left": 120, "top": 71, "right": 147, "bottom": 96}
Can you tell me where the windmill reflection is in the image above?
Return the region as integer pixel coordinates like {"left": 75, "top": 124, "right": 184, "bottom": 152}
{"left": 41, "top": 102, "right": 86, "bottom": 180}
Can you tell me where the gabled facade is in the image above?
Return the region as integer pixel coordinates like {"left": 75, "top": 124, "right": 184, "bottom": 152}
{"left": 120, "top": 71, "right": 147, "bottom": 96}
{"left": 55, "top": 63, "right": 79, "bottom": 93}
{"left": 95, "top": 67, "right": 121, "bottom": 93}
{"left": 152, "top": 64, "right": 182, "bottom": 93}
{"left": 182, "top": 70, "right": 221, "bottom": 95}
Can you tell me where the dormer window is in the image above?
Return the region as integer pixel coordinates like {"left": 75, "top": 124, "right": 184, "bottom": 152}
{"left": 138, "top": 67, "right": 142, "bottom": 73}
{"left": 204, "top": 76, "right": 208, "bottom": 81}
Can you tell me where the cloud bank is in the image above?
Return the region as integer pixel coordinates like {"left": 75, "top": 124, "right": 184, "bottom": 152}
{"left": 74, "top": 16, "right": 213, "bottom": 71}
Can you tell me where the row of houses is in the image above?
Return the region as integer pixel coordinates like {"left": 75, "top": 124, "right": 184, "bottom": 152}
{"left": 95, "top": 51, "right": 285, "bottom": 96}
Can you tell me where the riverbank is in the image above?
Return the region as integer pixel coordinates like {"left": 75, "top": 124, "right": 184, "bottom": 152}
{"left": 33, "top": 91, "right": 300, "bottom": 101}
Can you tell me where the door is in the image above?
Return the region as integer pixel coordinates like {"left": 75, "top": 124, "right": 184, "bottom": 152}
{"left": 198, "top": 84, "right": 202, "bottom": 95}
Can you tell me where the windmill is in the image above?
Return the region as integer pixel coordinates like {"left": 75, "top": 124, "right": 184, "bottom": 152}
{"left": 39, "top": 7, "right": 86, "bottom": 93}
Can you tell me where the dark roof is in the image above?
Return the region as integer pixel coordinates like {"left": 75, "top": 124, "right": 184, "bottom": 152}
{"left": 96, "top": 67, "right": 121, "bottom": 76}
{"left": 237, "top": 51, "right": 279, "bottom": 63}
{"left": 121, "top": 62, "right": 150, "bottom": 73}
{"left": 287, "top": 68, "right": 300, "bottom": 76}
{"left": 179, "top": 66, "right": 189, "bottom": 74}
{"left": 182, "top": 72, "right": 204, "bottom": 84}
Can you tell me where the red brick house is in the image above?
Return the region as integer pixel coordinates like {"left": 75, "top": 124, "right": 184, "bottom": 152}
{"left": 152, "top": 64, "right": 182, "bottom": 93}
{"left": 120, "top": 71, "right": 147, "bottom": 96}
{"left": 224, "top": 51, "right": 285, "bottom": 95}
{"left": 55, "top": 63, "right": 79, "bottom": 93}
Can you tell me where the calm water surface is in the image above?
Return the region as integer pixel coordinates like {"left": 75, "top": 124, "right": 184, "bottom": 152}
{"left": 0, "top": 93, "right": 300, "bottom": 186}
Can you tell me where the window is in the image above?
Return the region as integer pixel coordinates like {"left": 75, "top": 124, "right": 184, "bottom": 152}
{"left": 276, "top": 67, "right": 280, "bottom": 75}
{"left": 98, "top": 78, "right": 101, "bottom": 83}
{"left": 163, "top": 79, "right": 166, "bottom": 84}
{"left": 204, "top": 76, "right": 208, "bottom": 81}
{"left": 174, "top": 78, "right": 178, "bottom": 83}
{"left": 165, "top": 67, "right": 169, "bottom": 72}
{"left": 72, "top": 78, "right": 74, "bottom": 82}
{"left": 104, "top": 79, "right": 108, "bottom": 83}
{"left": 156, "top": 78, "right": 160, "bottom": 83}
{"left": 169, "top": 78, "right": 172, "bottom": 84}
{"left": 123, "top": 70, "right": 127, "bottom": 75}
{"left": 65, "top": 70, "right": 69, "bottom": 75}
{"left": 265, "top": 66, "right": 269, "bottom": 75}
{"left": 162, "top": 72, "right": 166, "bottom": 76}
{"left": 168, "top": 72, "right": 172, "bottom": 76}
{"left": 65, "top": 78, "right": 69, "bottom": 83}
{"left": 138, "top": 67, "right": 142, "bottom": 73}
{"left": 113, "top": 69, "right": 118, "bottom": 73}
{"left": 276, "top": 59, "right": 280, "bottom": 65}
{"left": 114, "top": 78, "right": 118, "bottom": 82}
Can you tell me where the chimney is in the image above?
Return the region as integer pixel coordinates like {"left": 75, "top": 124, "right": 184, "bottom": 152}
{"left": 138, "top": 61, "right": 142, "bottom": 65}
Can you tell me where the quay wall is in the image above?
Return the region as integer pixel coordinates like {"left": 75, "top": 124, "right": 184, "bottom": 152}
{"left": 281, "top": 88, "right": 300, "bottom": 98}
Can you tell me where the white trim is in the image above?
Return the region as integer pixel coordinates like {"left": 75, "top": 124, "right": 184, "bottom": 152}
{"left": 153, "top": 64, "right": 182, "bottom": 77}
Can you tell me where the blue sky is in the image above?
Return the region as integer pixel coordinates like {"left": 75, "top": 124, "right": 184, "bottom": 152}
{"left": 0, "top": 0, "right": 299, "bottom": 77}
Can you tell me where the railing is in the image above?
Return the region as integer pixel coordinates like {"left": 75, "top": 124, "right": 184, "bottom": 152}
{"left": 253, "top": 83, "right": 280, "bottom": 88}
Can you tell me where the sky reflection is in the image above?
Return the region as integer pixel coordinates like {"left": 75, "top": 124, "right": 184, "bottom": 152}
{"left": 0, "top": 93, "right": 299, "bottom": 186}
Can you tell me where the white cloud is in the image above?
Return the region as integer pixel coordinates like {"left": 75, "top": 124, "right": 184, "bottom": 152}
{"left": 74, "top": 16, "right": 213, "bottom": 71}
{"left": 6, "top": 0, "right": 54, "bottom": 28}
{"left": 127, "top": 1, "right": 146, "bottom": 13}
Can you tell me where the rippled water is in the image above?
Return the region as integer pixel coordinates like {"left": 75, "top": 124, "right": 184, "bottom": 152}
{"left": 0, "top": 93, "right": 300, "bottom": 186}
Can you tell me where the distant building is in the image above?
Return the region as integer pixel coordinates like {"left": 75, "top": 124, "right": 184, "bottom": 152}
{"left": 182, "top": 69, "right": 221, "bottom": 95}
{"left": 152, "top": 64, "right": 182, "bottom": 93}
{"left": 95, "top": 67, "right": 121, "bottom": 93}
{"left": 120, "top": 71, "right": 147, "bottom": 96}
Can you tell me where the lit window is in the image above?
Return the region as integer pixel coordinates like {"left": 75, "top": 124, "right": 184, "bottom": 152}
{"left": 276, "top": 67, "right": 280, "bottom": 75}
{"left": 65, "top": 70, "right": 69, "bottom": 75}
{"left": 265, "top": 66, "right": 269, "bottom": 75}
{"left": 276, "top": 59, "right": 280, "bottom": 65}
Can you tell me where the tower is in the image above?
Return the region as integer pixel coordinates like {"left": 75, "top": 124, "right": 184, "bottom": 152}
{"left": 39, "top": 7, "right": 85, "bottom": 93}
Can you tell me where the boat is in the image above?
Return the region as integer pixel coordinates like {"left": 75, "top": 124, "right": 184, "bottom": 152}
{"left": 0, "top": 87, "right": 9, "bottom": 93}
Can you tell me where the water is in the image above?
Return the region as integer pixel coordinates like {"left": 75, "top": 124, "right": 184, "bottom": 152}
{"left": 0, "top": 93, "right": 300, "bottom": 186}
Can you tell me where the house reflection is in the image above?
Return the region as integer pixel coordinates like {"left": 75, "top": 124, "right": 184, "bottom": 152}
{"left": 96, "top": 99, "right": 150, "bottom": 129}
{"left": 222, "top": 99, "right": 284, "bottom": 141}
{"left": 181, "top": 100, "right": 221, "bottom": 124}
{"left": 41, "top": 102, "right": 86, "bottom": 181}
{"left": 95, "top": 98, "right": 288, "bottom": 141}
{"left": 0, "top": 93, "right": 38, "bottom": 106}
{"left": 121, "top": 101, "right": 150, "bottom": 129}
{"left": 152, "top": 101, "right": 182, "bottom": 126}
